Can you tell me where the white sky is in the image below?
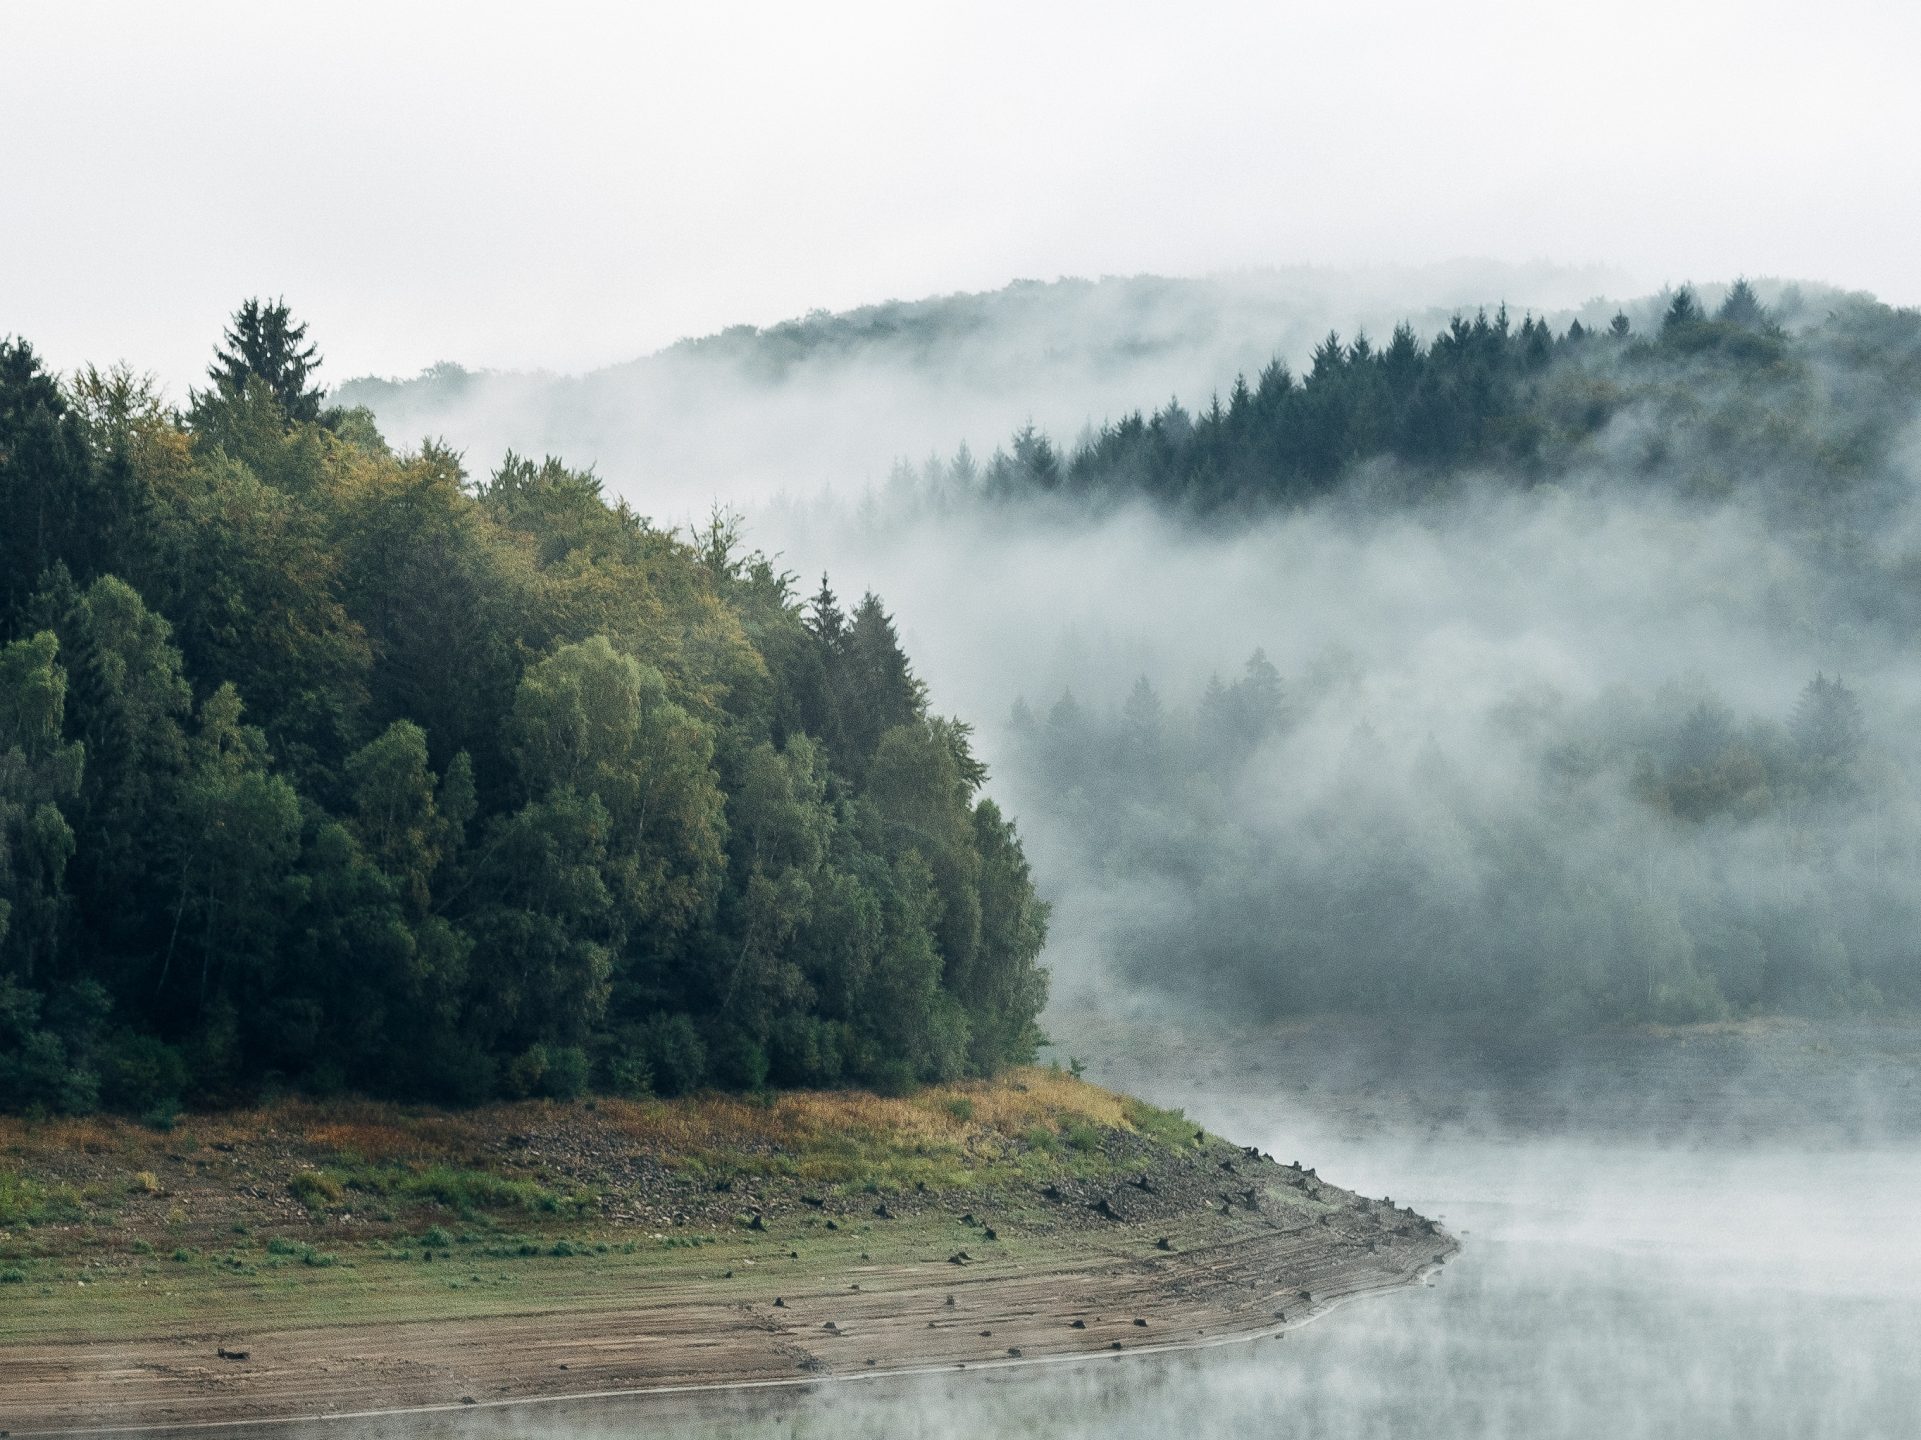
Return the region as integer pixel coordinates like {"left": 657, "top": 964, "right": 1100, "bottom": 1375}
{"left": 6, "top": 0, "right": 1919, "bottom": 393}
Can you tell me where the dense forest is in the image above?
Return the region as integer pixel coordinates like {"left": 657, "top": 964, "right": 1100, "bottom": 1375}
{"left": 0, "top": 302, "right": 1049, "bottom": 1116}
{"left": 881, "top": 282, "right": 1921, "bottom": 528}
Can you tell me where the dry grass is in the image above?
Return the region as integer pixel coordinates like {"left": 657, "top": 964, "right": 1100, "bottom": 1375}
{"left": 600, "top": 1068, "right": 1131, "bottom": 1154}
{"left": 0, "top": 1069, "right": 1184, "bottom": 1204}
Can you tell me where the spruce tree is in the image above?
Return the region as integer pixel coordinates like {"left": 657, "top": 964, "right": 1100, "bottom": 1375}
{"left": 206, "top": 298, "right": 324, "bottom": 422}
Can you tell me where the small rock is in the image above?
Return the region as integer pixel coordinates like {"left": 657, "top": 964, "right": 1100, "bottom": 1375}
{"left": 1155, "top": 1237, "right": 1173, "bottom": 1252}
{"left": 1007, "top": 1347, "right": 1022, "bottom": 1357}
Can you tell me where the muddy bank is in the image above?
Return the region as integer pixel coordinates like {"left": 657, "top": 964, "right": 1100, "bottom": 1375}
{"left": 1, "top": 1135, "right": 1453, "bottom": 1435}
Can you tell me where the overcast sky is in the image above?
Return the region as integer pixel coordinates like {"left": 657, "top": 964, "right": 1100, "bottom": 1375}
{"left": 6, "top": 0, "right": 1919, "bottom": 393}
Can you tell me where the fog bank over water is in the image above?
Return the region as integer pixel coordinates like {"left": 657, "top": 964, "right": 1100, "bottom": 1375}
{"left": 303, "top": 1062, "right": 1921, "bottom": 1440}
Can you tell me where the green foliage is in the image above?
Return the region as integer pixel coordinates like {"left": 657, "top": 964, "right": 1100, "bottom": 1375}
{"left": 0, "top": 302, "right": 1050, "bottom": 1113}
{"left": 201, "top": 297, "right": 324, "bottom": 424}
{"left": 1121, "top": 1098, "right": 1198, "bottom": 1150}
{"left": 289, "top": 1170, "right": 346, "bottom": 1208}
{"left": 1063, "top": 1120, "right": 1101, "bottom": 1152}
{"left": 921, "top": 288, "right": 1885, "bottom": 518}
{"left": 98, "top": 1033, "right": 188, "bottom": 1113}
{"left": 265, "top": 1236, "right": 338, "bottom": 1266}
{"left": 0, "top": 1170, "right": 85, "bottom": 1227}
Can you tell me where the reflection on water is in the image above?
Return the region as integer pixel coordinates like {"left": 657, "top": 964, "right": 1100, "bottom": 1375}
{"left": 361, "top": 1121, "right": 1921, "bottom": 1440}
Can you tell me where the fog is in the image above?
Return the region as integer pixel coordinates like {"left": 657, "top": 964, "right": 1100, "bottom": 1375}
{"left": 284, "top": 1043, "right": 1921, "bottom": 1439}
{"left": 333, "top": 271, "right": 1921, "bottom": 1436}
{"left": 339, "top": 271, "right": 1921, "bottom": 1035}
{"left": 335, "top": 263, "right": 1638, "bottom": 519}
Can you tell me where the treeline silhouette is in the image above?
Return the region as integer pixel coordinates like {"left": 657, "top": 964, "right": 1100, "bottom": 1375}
{"left": 879, "top": 282, "right": 1921, "bottom": 519}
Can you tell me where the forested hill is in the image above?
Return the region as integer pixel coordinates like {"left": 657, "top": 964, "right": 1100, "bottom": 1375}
{"left": 0, "top": 302, "right": 1048, "bottom": 1117}
{"left": 902, "top": 283, "right": 1921, "bottom": 519}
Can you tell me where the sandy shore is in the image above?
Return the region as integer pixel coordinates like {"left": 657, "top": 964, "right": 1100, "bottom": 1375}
{"left": 2, "top": 1213, "right": 1452, "bottom": 1435}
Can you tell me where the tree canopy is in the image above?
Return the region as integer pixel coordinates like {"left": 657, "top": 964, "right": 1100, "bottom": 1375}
{"left": 0, "top": 304, "right": 1049, "bottom": 1115}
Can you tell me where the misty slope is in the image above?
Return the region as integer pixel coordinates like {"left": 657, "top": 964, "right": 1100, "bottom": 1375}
{"left": 332, "top": 264, "right": 1635, "bottom": 519}
{"left": 354, "top": 272, "right": 1921, "bottom": 1033}
{"left": 765, "top": 287, "right": 1921, "bottom": 1032}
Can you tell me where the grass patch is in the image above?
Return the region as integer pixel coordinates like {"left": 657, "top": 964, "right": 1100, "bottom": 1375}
{"left": 0, "top": 1170, "right": 87, "bottom": 1227}
{"left": 289, "top": 1170, "right": 345, "bottom": 1207}
{"left": 1122, "top": 1097, "right": 1201, "bottom": 1150}
{"left": 288, "top": 1163, "right": 588, "bottom": 1220}
{"left": 265, "top": 1237, "right": 338, "bottom": 1267}
{"left": 1063, "top": 1121, "right": 1102, "bottom": 1153}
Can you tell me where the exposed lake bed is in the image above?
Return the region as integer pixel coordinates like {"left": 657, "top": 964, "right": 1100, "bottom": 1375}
{"left": 99, "top": 1019, "right": 1916, "bottom": 1440}
{"left": 498, "top": 1017, "right": 1921, "bottom": 1439}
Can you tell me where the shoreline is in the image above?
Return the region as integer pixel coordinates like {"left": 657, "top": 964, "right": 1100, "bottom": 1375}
{"left": 4, "top": 1228, "right": 1455, "bottom": 1437}
{"left": 0, "top": 1072, "right": 1455, "bottom": 1434}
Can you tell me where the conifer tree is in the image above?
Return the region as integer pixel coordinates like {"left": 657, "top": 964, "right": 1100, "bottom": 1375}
{"left": 206, "top": 298, "right": 324, "bottom": 422}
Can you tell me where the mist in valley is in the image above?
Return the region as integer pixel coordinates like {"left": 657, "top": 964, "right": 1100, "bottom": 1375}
{"left": 335, "top": 262, "right": 1644, "bottom": 520}
{"left": 350, "top": 271, "right": 1921, "bottom": 1046}
{"left": 330, "top": 271, "right": 1921, "bottom": 1438}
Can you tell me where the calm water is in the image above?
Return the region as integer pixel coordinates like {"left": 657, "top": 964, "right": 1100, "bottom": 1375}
{"left": 347, "top": 1108, "right": 1921, "bottom": 1440}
